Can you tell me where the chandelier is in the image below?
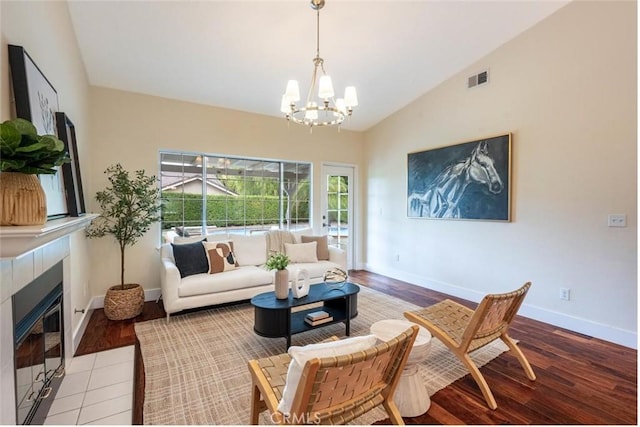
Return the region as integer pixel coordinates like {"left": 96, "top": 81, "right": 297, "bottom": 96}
{"left": 280, "top": 0, "right": 358, "bottom": 129}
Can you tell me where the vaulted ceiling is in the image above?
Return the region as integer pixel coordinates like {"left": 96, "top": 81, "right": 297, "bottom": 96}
{"left": 67, "top": 1, "right": 570, "bottom": 131}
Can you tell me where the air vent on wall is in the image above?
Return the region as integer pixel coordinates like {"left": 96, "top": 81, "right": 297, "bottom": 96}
{"left": 468, "top": 69, "right": 489, "bottom": 88}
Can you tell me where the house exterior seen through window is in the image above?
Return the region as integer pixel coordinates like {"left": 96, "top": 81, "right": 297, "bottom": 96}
{"left": 159, "top": 152, "right": 311, "bottom": 240}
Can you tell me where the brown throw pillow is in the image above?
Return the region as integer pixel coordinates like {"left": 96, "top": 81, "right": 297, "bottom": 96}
{"left": 203, "top": 241, "right": 237, "bottom": 274}
{"left": 301, "top": 235, "right": 329, "bottom": 260}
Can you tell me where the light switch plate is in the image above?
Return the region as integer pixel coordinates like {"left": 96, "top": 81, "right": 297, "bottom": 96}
{"left": 608, "top": 214, "right": 627, "bottom": 227}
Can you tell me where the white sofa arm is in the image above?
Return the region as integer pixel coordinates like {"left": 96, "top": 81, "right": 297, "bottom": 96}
{"left": 160, "top": 258, "right": 181, "bottom": 315}
{"left": 328, "top": 246, "right": 347, "bottom": 271}
{"left": 164, "top": 230, "right": 179, "bottom": 244}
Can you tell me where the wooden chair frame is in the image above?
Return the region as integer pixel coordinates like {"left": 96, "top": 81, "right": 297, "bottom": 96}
{"left": 404, "top": 282, "right": 536, "bottom": 410}
{"left": 248, "top": 326, "right": 419, "bottom": 425}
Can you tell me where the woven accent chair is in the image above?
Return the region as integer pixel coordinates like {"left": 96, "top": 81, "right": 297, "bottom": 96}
{"left": 404, "top": 282, "right": 536, "bottom": 410}
{"left": 248, "top": 326, "right": 419, "bottom": 425}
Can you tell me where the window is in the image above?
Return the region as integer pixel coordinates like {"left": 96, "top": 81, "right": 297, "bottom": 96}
{"left": 159, "top": 152, "right": 311, "bottom": 239}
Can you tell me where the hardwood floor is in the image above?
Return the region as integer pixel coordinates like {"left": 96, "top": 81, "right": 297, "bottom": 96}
{"left": 76, "top": 270, "right": 637, "bottom": 425}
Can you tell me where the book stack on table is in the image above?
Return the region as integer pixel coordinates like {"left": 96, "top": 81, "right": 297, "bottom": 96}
{"left": 305, "top": 310, "right": 333, "bottom": 326}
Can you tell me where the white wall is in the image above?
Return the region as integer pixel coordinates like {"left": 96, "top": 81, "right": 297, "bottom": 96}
{"left": 1, "top": 1, "right": 93, "bottom": 340}
{"left": 86, "top": 87, "right": 365, "bottom": 297}
{"left": 363, "top": 1, "right": 636, "bottom": 348}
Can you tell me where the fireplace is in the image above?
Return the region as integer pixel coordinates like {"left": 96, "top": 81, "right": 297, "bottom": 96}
{"left": 13, "top": 261, "right": 65, "bottom": 425}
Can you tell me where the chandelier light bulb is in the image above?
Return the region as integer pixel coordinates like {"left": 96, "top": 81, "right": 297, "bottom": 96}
{"left": 344, "top": 86, "right": 358, "bottom": 107}
{"left": 285, "top": 80, "right": 301, "bottom": 102}
{"left": 318, "top": 75, "right": 335, "bottom": 99}
{"left": 280, "top": 95, "right": 291, "bottom": 114}
{"left": 305, "top": 102, "right": 318, "bottom": 120}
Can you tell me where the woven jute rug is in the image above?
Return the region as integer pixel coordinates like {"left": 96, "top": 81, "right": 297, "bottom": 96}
{"left": 135, "top": 285, "right": 509, "bottom": 425}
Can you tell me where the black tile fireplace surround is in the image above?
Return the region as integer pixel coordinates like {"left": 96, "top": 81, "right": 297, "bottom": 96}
{"left": 13, "top": 261, "right": 65, "bottom": 425}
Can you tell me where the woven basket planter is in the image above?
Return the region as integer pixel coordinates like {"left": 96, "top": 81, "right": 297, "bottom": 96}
{"left": 104, "top": 283, "right": 144, "bottom": 320}
{"left": 0, "top": 172, "right": 47, "bottom": 226}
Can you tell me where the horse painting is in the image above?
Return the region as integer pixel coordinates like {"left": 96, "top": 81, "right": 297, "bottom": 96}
{"left": 407, "top": 135, "right": 510, "bottom": 220}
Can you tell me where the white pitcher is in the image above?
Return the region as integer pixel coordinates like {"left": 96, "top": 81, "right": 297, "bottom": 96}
{"left": 291, "top": 268, "right": 310, "bottom": 298}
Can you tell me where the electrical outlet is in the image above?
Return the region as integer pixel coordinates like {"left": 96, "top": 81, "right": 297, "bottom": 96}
{"left": 560, "top": 288, "right": 570, "bottom": 301}
{"left": 395, "top": 253, "right": 400, "bottom": 262}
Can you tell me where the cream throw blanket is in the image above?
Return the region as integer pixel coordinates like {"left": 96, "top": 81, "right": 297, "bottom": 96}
{"left": 265, "top": 230, "right": 295, "bottom": 256}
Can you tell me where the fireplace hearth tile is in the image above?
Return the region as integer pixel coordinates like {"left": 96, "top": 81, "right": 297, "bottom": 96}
{"left": 47, "top": 393, "right": 84, "bottom": 417}
{"left": 43, "top": 408, "right": 80, "bottom": 425}
{"left": 87, "top": 361, "right": 134, "bottom": 391}
{"left": 68, "top": 353, "right": 96, "bottom": 374}
{"left": 93, "top": 346, "right": 134, "bottom": 369}
{"left": 56, "top": 371, "right": 91, "bottom": 399}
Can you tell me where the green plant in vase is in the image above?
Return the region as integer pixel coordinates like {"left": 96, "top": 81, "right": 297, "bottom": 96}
{"left": 266, "top": 252, "right": 290, "bottom": 299}
{"left": 0, "top": 118, "right": 70, "bottom": 225}
{"left": 0, "top": 118, "right": 69, "bottom": 174}
{"left": 266, "top": 252, "right": 290, "bottom": 271}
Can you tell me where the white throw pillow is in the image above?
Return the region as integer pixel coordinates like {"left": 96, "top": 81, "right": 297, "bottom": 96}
{"left": 231, "top": 234, "right": 267, "bottom": 266}
{"left": 284, "top": 242, "right": 318, "bottom": 264}
{"left": 277, "top": 334, "right": 377, "bottom": 414}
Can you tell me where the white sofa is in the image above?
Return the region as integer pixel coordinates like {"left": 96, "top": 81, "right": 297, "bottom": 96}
{"left": 160, "top": 229, "right": 347, "bottom": 321}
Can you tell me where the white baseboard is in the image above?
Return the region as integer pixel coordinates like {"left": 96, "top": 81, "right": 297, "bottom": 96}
{"left": 90, "top": 287, "right": 162, "bottom": 309}
{"left": 364, "top": 263, "right": 637, "bottom": 349}
{"left": 71, "top": 299, "right": 94, "bottom": 355}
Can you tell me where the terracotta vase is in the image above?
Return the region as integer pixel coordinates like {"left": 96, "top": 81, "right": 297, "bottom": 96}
{"left": 274, "top": 269, "right": 289, "bottom": 299}
{"left": 0, "top": 172, "right": 47, "bottom": 226}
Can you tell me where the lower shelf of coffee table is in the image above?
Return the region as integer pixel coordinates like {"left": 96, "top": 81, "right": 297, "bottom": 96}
{"left": 291, "top": 305, "right": 348, "bottom": 334}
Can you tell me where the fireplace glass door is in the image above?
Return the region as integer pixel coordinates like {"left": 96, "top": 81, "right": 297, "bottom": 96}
{"left": 15, "top": 319, "right": 46, "bottom": 425}
{"left": 43, "top": 301, "right": 64, "bottom": 383}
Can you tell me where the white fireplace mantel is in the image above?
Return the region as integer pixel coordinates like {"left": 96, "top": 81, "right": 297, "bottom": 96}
{"left": 0, "top": 214, "right": 98, "bottom": 259}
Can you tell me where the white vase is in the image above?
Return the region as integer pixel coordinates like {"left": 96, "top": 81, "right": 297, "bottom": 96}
{"left": 274, "top": 269, "right": 289, "bottom": 299}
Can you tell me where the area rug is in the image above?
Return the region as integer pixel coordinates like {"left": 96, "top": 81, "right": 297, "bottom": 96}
{"left": 135, "top": 285, "right": 509, "bottom": 425}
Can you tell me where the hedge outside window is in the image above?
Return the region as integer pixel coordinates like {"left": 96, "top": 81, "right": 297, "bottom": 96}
{"left": 160, "top": 152, "right": 311, "bottom": 240}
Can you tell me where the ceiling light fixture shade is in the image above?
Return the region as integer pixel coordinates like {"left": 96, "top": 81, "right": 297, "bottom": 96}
{"left": 281, "top": 0, "right": 357, "bottom": 130}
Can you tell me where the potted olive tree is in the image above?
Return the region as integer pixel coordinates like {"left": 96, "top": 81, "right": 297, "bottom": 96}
{"left": 86, "top": 163, "right": 160, "bottom": 320}
{"left": 0, "top": 118, "right": 69, "bottom": 225}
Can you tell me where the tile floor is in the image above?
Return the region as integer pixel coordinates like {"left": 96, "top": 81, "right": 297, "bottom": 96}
{"left": 44, "top": 346, "right": 134, "bottom": 425}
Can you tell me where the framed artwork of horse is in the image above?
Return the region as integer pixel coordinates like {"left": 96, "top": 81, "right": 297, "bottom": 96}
{"left": 407, "top": 133, "right": 511, "bottom": 221}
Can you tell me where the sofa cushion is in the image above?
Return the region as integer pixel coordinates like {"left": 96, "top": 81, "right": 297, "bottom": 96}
{"left": 287, "top": 260, "right": 337, "bottom": 280}
{"left": 171, "top": 240, "right": 209, "bottom": 278}
{"left": 173, "top": 234, "right": 209, "bottom": 244}
{"left": 285, "top": 242, "right": 318, "bottom": 263}
{"left": 231, "top": 234, "right": 267, "bottom": 266}
{"left": 277, "top": 335, "right": 378, "bottom": 414}
{"left": 203, "top": 241, "right": 237, "bottom": 274}
{"left": 290, "top": 228, "right": 313, "bottom": 243}
{"left": 177, "top": 266, "right": 273, "bottom": 297}
{"left": 300, "top": 235, "right": 330, "bottom": 260}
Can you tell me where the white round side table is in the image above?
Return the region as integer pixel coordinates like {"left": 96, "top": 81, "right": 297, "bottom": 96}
{"left": 370, "top": 319, "right": 432, "bottom": 417}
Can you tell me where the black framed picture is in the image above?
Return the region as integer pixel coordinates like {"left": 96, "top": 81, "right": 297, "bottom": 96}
{"left": 55, "top": 112, "right": 86, "bottom": 217}
{"left": 8, "top": 44, "right": 68, "bottom": 218}
{"left": 407, "top": 133, "right": 512, "bottom": 221}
